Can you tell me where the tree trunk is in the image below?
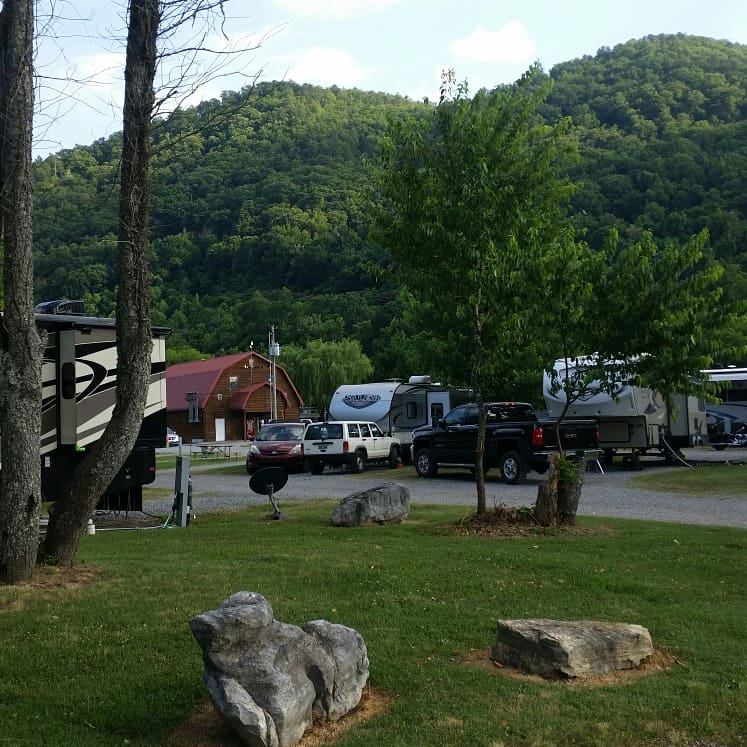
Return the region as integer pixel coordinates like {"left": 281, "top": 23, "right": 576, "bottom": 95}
{"left": 41, "top": 0, "right": 159, "bottom": 565}
{"left": 474, "top": 390, "right": 487, "bottom": 515}
{"left": 0, "top": 0, "right": 44, "bottom": 583}
{"left": 557, "top": 457, "right": 585, "bottom": 525}
{"left": 535, "top": 453, "right": 585, "bottom": 527}
{"left": 535, "top": 452, "right": 560, "bottom": 526}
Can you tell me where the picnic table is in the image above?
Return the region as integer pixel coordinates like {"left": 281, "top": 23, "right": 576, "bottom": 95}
{"left": 190, "top": 441, "right": 235, "bottom": 459}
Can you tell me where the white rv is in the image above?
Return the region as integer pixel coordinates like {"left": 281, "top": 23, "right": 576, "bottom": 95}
{"left": 3, "top": 309, "right": 170, "bottom": 508}
{"left": 702, "top": 366, "right": 747, "bottom": 447}
{"left": 328, "top": 376, "right": 452, "bottom": 461}
{"left": 543, "top": 358, "right": 706, "bottom": 462}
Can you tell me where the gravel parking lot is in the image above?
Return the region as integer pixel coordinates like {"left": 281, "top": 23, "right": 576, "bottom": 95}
{"left": 152, "top": 446, "right": 747, "bottom": 528}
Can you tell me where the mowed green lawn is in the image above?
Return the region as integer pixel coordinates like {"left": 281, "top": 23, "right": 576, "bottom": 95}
{"left": 1, "top": 500, "right": 745, "bottom": 746}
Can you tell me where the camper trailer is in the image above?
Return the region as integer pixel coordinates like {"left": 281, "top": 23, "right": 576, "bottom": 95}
{"left": 328, "top": 376, "right": 452, "bottom": 462}
{"left": 543, "top": 358, "right": 706, "bottom": 463}
{"left": 702, "top": 366, "right": 747, "bottom": 448}
{"left": 2, "top": 309, "right": 170, "bottom": 509}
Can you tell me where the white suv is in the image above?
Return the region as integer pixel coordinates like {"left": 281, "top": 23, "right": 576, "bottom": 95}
{"left": 303, "top": 421, "right": 401, "bottom": 474}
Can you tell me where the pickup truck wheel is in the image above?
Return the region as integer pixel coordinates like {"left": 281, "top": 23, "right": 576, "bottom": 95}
{"left": 414, "top": 447, "right": 438, "bottom": 477}
{"left": 388, "top": 446, "right": 400, "bottom": 469}
{"left": 351, "top": 451, "right": 366, "bottom": 473}
{"left": 309, "top": 460, "right": 325, "bottom": 475}
{"left": 499, "top": 451, "right": 525, "bottom": 485}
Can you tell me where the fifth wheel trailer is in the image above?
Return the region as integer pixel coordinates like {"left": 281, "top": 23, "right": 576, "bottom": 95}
{"left": 1, "top": 309, "right": 170, "bottom": 510}
{"left": 328, "top": 376, "right": 452, "bottom": 461}
{"left": 543, "top": 358, "right": 706, "bottom": 463}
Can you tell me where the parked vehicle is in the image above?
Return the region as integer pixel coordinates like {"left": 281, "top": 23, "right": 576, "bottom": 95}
{"left": 8, "top": 305, "right": 171, "bottom": 510}
{"left": 328, "top": 376, "right": 454, "bottom": 463}
{"left": 166, "top": 427, "right": 180, "bottom": 446}
{"left": 302, "top": 421, "right": 401, "bottom": 474}
{"left": 702, "top": 366, "right": 747, "bottom": 449}
{"left": 543, "top": 358, "right": 707, "bottom": 462}
{"left": 245, "top": 421, "right": 307, "bottom": 474}
{"left": 411, "top": 402, "right": 600, "bottom": 484}
{"left": 33, "top": 298, "right": 86, "bottom": 315}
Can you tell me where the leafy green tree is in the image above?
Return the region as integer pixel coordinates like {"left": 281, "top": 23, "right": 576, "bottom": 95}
{"left": 375, "top": 68, "right": 576, "bottom": 514}
{"left": 281, "top": 339, "right": 373, "bottom": 418}
{"left": 592, "top": 228, "right": 746, "bottom": 399}
{"left": 540, "top": 228, "right": 746, "bottom": 524}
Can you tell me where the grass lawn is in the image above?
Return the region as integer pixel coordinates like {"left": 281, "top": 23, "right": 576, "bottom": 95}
{"left": 2, "top": 502, "right": 745, "bottom": 746}
{"left": 631, "top": 463, "right": 747, "bottom": 496}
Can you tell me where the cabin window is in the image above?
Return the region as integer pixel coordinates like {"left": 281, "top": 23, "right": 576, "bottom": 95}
{"left": 229, "top": 376, "right": 239, "bottom": 391}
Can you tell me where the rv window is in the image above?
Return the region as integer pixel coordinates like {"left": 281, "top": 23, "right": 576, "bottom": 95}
{"left": 406, "top": 402, "right": 417, "bottom": 419}
{"left": 61, "top": 362, "right": 76, "bottom": 399}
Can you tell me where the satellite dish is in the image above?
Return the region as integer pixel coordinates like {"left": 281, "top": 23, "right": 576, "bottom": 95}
{"left": 249, "top": 467, "right": 288, "bottom": 519}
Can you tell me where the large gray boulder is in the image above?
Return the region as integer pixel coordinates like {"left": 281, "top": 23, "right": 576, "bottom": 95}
{"left": 491, "top": 619, "right": 654, "bottom": 679}
{"left": 331, "top": 482, "right": 410, "bottom": 526}
{"left": 190, "top": 592, "right": 369, "bottom": 747}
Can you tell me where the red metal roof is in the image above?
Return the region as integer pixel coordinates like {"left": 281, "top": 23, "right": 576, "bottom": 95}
{"left": 167, "top": 353, "right": 258, "bottom": 409}
{"left": 166, "top": 352, "right": 302, "bottom": 410}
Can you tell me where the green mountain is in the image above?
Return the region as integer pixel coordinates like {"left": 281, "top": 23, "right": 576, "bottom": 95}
{"left": 32, "top": 34, "right": 747, "bottom": 373}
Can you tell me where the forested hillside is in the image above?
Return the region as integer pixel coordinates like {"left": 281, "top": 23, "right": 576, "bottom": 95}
{"left": 31, "top": 34, "right": 747, "bottom": 377}
{"left": 545, "top": 34, "right": 747, "bottom": 305}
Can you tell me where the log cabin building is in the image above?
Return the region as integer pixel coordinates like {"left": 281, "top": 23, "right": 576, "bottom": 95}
{"left": 166, "top": 352, "right": 303, "bottom": 443}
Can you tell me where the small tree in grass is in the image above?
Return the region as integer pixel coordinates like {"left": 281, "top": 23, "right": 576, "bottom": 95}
{"left": 536, "top": 228, "right": 747, "bottom": 526}
{"left": 374, "top": 67, "right": 577, "bottom": 515}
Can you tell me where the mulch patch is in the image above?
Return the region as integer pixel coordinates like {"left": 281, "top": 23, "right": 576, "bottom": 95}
{"left": 442, "top": 505, "right": 619, "bottom": 538}
{"left": 164, "top": 686, "right": 393, "bottom": 747}
{"left": 460, "top": 648, "right": 680, "bottom": 686}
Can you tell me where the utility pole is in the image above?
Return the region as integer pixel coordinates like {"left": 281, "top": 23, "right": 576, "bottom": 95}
{"left": 268, "top": 326, "right": 281, "bottom": 420}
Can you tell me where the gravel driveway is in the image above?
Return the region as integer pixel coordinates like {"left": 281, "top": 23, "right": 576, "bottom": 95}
{"left": 152, "top": 447, "right": 747, "bottom": 528}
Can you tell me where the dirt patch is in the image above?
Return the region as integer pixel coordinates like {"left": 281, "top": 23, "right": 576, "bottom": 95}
{"left": 460, "top": 647, "right": 679, "bottom": 685}
{"left": 442, "top": 506, "right": 619, "bottom": 538}
{"left": 0, "top": 563, "right": 106, "bottom": 613}
{"left": 164, "top": 686, "right": 393, "bottom": 747}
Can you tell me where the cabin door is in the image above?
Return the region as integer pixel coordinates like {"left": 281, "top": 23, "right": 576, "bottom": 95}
{"left": 215, "top": 418, "right": 226, "bottom": 441}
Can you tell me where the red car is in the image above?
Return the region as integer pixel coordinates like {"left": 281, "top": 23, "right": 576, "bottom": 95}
{"left": 245, "top": 422, "right": 307, "bottom": 474}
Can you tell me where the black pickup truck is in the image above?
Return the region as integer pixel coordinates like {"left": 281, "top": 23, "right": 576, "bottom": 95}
{"left": 411, "top": 402, "right": 600, "bottom": 484}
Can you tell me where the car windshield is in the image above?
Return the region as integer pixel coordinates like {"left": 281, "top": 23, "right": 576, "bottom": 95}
{"left": 256, "top": 424, "right": 305, "bottom": 441}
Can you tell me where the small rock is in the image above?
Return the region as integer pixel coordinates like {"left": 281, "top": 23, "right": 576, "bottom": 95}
{"left": 491, "top": 619, "right": 654, "bottom": 678}
{"left": 331, "top": 482, "right": 410, "bottom": 527}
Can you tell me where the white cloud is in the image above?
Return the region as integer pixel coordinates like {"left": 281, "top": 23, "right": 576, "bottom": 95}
{"left": 449, "top": 19, "right": 536, "bottom": 65}
{"left": 285, "top": 47, "right": 367, "bottom": 86}
{"left": 273, "top": 0, "right": 400, "bottom": 18}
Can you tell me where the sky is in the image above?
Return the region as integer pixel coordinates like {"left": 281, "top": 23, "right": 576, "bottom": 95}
{"left": 33, "top": 0, "right": 747, "bottom": 158}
